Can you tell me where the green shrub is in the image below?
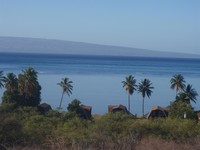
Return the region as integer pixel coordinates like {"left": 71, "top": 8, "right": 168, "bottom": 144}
{"left": 0, "top": 103, "right": 17, "bottom": 113}
{"left": 22, "top": 114, "right": 59, "bottom": 144}
{"left": 169, "top": 101, "right": 197, "bottom": 119}
{"left": 129, "top": 118, "right": 198, "bottom": 140}
{"left": 0, "top": 115, "right": 23, "bottom": 147}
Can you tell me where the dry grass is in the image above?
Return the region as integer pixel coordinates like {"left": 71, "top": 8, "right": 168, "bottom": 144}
{"left": 136, "top": 137, "right": 200, "bottom": 150}
{"left": 7, "top": 137, "right": 200, "bottom": 150}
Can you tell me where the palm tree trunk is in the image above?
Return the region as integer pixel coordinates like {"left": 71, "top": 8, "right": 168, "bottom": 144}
{"left": 128, "top": 93, "right": 130, "bottom": 112}
{"left": 142, "top": 97, "right": 144, "bottom": 117}
{"left": 59, "top": 91, "right": 64, "bottom": 109}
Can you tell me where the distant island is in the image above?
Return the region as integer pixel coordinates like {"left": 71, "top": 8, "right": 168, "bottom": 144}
{"left": 0, "top": 36, "right": 200, "bottom": 58}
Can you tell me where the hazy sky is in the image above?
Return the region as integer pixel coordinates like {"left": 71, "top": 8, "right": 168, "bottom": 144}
{"left": 1, "top": 0, "right": 200, "bottom": 54}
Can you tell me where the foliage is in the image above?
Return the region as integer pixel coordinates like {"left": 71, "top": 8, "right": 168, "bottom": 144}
{"left": 67, "top": 99, "right": 81, "bottom": 112}
{"left": 122, "top": 75, "right": 137, "bottom": 112}
{"left": 0, "top": 70, "right": 200, "bottom": 149}
{"left": 0, "top": 108, "right": 200, "bottom": 149}
{"left": 0, "top": 115, "right": 23, "bottom": 147}
{"left": 13, "top": 106, "right": 40, "bottom": 119}
{"left": 67, "top": 99, "right": 92, "bottom": 119}
{"left": 0, "top": 102, "right": 17, "bottom": 113}
{"left": 169, "top": 101, "right": 197, "bottom": 119}
{"left": 0, "top": 70, "right": 5, "bottom": 88}
{"left": 57, "top": 77, "right": 73, "bottom": 109}
{"left": 170, "top": 74, "right": 186, "bottom": 94}
{"left": 1, "top": 68, "right": 41, "bottom": 108}
{"left": 176, "top": 84, "right": 198, "bottom": 104}
{"left": 138, "top": 78, "right": 154, "bottom": 116}
{"left": 3, "top": 73, "right": 18, "bottom": 93}
{"left": 22, "top": 114, "right": 58, "bottom": 144}
{"left": 2, "top": 73, "right": 20, "bottom": 108}
{"left": 18, "top": 67, "right": 41, "bottom": 106}
{"left": 2, "top": 90, "right": 19, "bottom": 105}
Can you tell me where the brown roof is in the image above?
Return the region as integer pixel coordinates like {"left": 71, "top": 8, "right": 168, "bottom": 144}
{"left": 197, "top": 112, "right": 200, "bottom": 120}
{"left": 108, "top": 104, "right": 128, "bottom": 113}
{"left": 150, "top": 106, "right": 169, "bottom": 111}
{"left": 80, "top": 104, "right": 92, "bottom": 111}
{"left": 38, "top": 103, "right": 52, "bottom": 109}
{"left": 147, "top": 106, "right": 169, "bottom": 119}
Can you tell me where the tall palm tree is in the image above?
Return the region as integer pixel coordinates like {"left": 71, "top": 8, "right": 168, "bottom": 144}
{"left": 4, "top": 73, "right": 18, "bottom": 94}
{"left": 18, "top": 67, "right": 41, "bottom": 106}
{"left": 170, "top": 74, "right": 186, "bottom": 95}
{"left": 57, "top": 77, "right": 73, "bottom": 110}
{"left": 0, "top": 71, "right": 5, "bottom": 88}
{"left": 18, "top": 67, "right": 38, "bottom": 97}
{"left": 122, "top": 75, "right": 137, "bottom": 112}
{"left": 184, "top": 84, "right": 198, "bottom": 104}
{"left": 138, "top": 79, "right": 154, "bottom": 116}
{"left": 2, "top": 73, "right": 19, "bottom": 104}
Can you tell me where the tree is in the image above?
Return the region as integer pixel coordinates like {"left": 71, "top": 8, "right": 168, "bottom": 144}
{"left": 0, "top": 71, "right": 5, "bottom": 88}
{"left": 2, "top": 73, "right": 19, "bottom": 104}
{"left": 169, "top": 101, "right": 197, "bottom": 119}
{"left": 176, "top": 84, "right": 198, "bottom": 104}
{"left": 57, "top": 77, "right": 73, "bottom": 110}
{"left": 170, "top": 74, "right": 186, "bottom": 95}
{"left": 138, "top": 79, "right": 154, "bottom": 116}
{"left": 67, "top": 99, "right": 85, "bottom": 117}
{"left": 184, "top": 84, "right": 198, "bottom": 104}
{"left": 122, "top": 75, "right": 137, "bottom": 112}
{"left": 18, "top": 67, "right": 41, "bottom": 106}
{"left": 3, "top": 73, "right": 18, "bottom": 94}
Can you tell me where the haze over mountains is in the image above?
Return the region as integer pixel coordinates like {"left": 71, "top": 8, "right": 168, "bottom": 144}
{"left": 0, "top": 36, "right": 199, "bottom": 58}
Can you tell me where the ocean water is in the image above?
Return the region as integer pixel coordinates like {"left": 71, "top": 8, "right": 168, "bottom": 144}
{"left": 0, "top": 53, "right": 200, "bottom": 115}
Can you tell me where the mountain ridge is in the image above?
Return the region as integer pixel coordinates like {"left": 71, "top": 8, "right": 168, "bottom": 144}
{"left": 0, "top": 36, "right": 199, "bottom": 58}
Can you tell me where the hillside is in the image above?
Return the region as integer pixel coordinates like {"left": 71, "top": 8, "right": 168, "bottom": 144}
{"left": 0, "top": 36, "right": 199, "bottom": 58}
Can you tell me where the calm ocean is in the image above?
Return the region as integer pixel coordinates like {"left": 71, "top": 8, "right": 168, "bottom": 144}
{"left": 0, "top": 52, "right": 200, "bottom": 115}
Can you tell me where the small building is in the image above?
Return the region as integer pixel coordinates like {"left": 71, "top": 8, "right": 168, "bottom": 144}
{"left": 147, "top": 106, "right": 169, "bottom": 119}
{"left": 108, "top": 104, "right": 131, "bottom": 114}
{"left": 197, "top": 112, "right": 200, "bottom": 120}
{"left": 80, "top": 104, "right": 92, "bottom": 119}
{"left": 38, "top": 103, "right": 52, "bottom": 114}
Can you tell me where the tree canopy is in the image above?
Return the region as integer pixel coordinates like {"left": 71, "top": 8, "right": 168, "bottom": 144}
{"left": 170, "top": 74, "right": 186, "bottom": 94}
{"left": 2, "top": 67, "right": 41, "bottom": 107}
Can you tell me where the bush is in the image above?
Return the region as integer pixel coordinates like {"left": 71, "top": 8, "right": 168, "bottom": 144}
{"left": 169, "top": 101, "right": 197, "bottom": 119}
{"left": 0, "top": 107, "right": 200, "bottom": 149}
{"left": 0, "top": 103, "right": 17, "bottom": 113}
{"left": 0, "top": 115, "right": 23, "bottom": 147}
{"left": 129, "top": 118, "right": 198, "bottom": 140}
{"left": 22, "top": 114, "right": 59, "bottom": 145}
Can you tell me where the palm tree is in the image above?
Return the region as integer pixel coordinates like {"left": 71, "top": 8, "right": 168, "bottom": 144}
{"left": 57, "top": 77, "right": 73, "bottom": 110}
{"left": 4, "top": 73, "right": 18, "bottom": 93}
{"left": 183, "top": 84, "right": 198, "bottom": 104}
{"left": 2, "top": 73, "right": 19, "bottom": 104}
{"left": 18, "top": 67, "right": 41, "bottom": 106}
{"left": 4, "top": 73, "right": 18, "bottom": 94}
{"left": 18, "top": 67, "right": 38, "bottom": 98}
{"left": 0, "top": 71, "right": 5, "bottom": 88}
{"left": 138, "top": 79, "right": 154, "bottom": 116}
{"left": 122, "top": 75, "right": 137, "bottom": 112}
{"left": 170, "top": 74, "right": 186, "bottom": 95}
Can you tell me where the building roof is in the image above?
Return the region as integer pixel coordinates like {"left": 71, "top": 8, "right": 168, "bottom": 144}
{"left": 150, "top": 106, "right": 169, "bottom": 111}
{"left": 108, "top": 104, "right": 127, "bottom": 112}
{"left": 38, "top": 103, "right": 52, "bottom": 109}
{"left": 80, "top": 104, "right": 92, "bottom": 111}
{"left": 147, "top": 106, "right": 169, "bottom": 119}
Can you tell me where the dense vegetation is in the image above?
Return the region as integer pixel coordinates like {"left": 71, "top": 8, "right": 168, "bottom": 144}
{"left": 0, "top": 109, "right": 200, "bottom": 149}
{"left": 0, "top": 68, "right": 199, "bottom": 149}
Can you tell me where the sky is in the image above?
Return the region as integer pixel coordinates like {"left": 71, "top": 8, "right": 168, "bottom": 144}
{"left": 0, "top": 0, "right": 200, "bottom": 54}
